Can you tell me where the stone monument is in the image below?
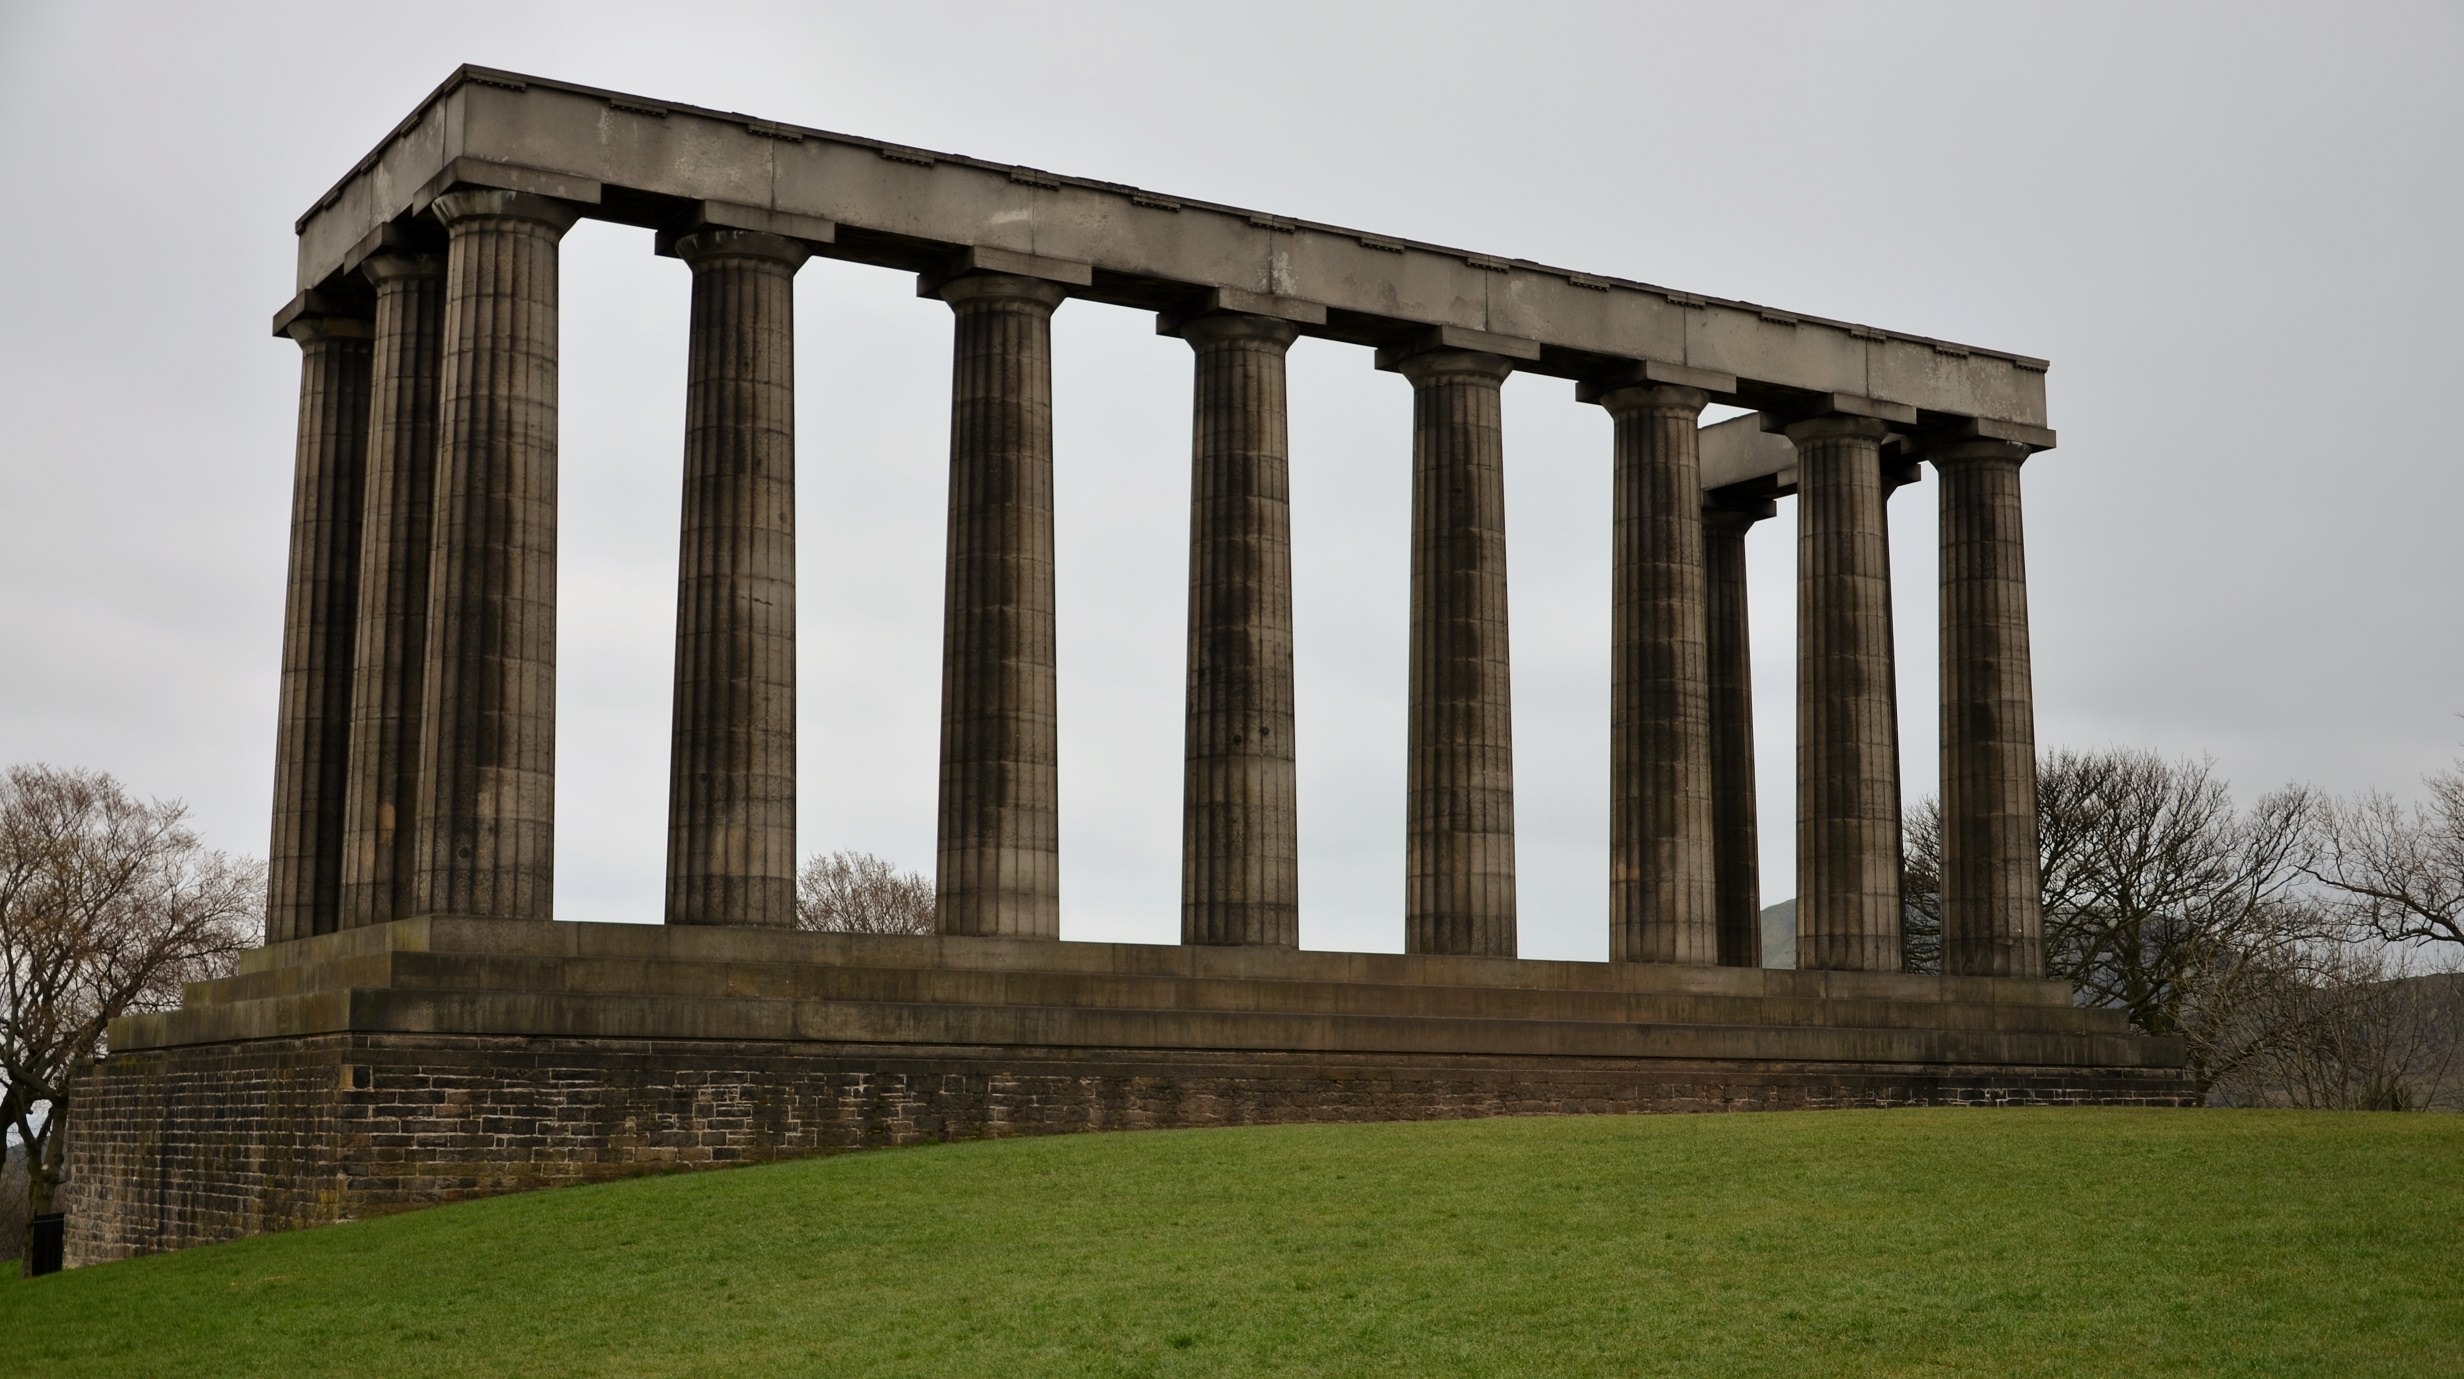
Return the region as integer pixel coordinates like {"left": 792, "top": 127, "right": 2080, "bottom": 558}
{"left": 62, "top": 67, "right": 2187, "bottom": 1265}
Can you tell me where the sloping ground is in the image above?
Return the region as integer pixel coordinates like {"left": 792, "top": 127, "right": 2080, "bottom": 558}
{"left": 7, "top": 1109, "right": 2459, "bottom": 1378}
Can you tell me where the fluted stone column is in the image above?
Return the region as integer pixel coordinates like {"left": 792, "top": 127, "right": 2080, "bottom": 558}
{"left": 1175, "top": 313, "right": 1301, "bottom": 946}
{"left": 1933, "top": 438, "right": 2043, "bottom": 977}
{"left": 934, "top": 272, "right": 1067, "bottom": 938}
{"left": 1397, "top": 349, "right": 1518, "bottom": 957}
{"left": 1790, "top": 415, "right": 1902, "bottom": 971}
{"left": 408, "top": 189, "right": 579, "bottom": 921}
{"left": 266, "top": 312, "right": 371, "bottom": 943}
{"left": 666, "top": 231, "right": 809, "bottom": 928}
{"left": 338, "top": 252, "right": 443, "bottom": 929}
{"left": 1596, "top": 385, "right": 1716, "bottom": 964}
{"left": 1704, "top": 492, "right": 1773, "bottom": 968}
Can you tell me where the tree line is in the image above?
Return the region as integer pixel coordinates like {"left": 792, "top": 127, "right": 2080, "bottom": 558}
{"left": 1904, "top": 748, "right": 2464, "bottom": 1108}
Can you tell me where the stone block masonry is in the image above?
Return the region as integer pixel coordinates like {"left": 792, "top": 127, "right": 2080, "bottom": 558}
{"left": 65, "top": 919, "right": 2192, "bottom": 1262}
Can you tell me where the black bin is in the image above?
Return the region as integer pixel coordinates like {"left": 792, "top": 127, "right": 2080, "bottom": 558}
{"left": 28, "top": 1212, "right": 64, "bottom": 1276}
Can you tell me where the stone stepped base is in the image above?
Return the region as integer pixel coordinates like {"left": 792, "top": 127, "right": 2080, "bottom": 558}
{"left": 63, "top": 917, "right": 2192, "bottom": 1265}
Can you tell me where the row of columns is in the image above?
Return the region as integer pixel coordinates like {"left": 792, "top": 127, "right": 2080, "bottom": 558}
{"left": 267, "top": 195, "right": 2044, "bottom": 977}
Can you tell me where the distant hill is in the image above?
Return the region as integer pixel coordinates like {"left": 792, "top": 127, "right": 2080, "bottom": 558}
{"left": 1760, "top": 899, "right": 1796, "bottom": 969}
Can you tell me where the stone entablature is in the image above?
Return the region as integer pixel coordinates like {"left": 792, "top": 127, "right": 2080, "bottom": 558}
{"left": 288, "top": 69, "right": 2049, "bottom": 440}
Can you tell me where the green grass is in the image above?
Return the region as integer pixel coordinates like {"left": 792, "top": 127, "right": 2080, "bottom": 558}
{"left": 4, "top": 1109, "right": 2459, "bottom": 1377}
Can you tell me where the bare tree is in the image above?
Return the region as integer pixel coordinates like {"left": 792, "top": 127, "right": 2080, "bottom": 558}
{"left": 794, "top": 850, "right": 935, "bottom": 935}
{"left": 2308, "top": 758, "right": 2464, "bottom": 953}
{"left": 1904, "top": 749, "right": 2328, "bottom": 1095}
{"left": 2224, "top": 945, "right": 2463, "bottom": 1111}
{"left": 0, "top": 764, "right": 260, "bottom": 1272}
{"left": 1901, "top": 804, "right": 1945, "bottom": 975}
{"left": 0, "top": 1140, "right": 24, "bottom": 1266}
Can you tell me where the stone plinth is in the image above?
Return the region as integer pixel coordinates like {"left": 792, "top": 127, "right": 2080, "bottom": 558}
{"left": 64, "top": 918, "right": 2192, "bottom": 1264}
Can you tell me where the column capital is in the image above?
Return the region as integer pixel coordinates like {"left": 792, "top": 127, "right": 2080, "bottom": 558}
{"left": 917, "top": 246, "right": 1090, "bottom": 301}
{"left": 1780, "top": 413, "right": 1893, "bottom": 446}
{"left": 1170, "top": 311, "right": 1299, "bottom": 350}
{"left": 270, "top": 288, "right": 372, "bottom": 342}
{"left": 427, "top": 188, "right": 583, "bottom": 236}
{"left": 1588, "top": 382, "right": 1710, "bottom": 418}
{"left": 670, "top": 228, "right": 811, "bottom": 273}
{"left": 1156, "top": 285, "right": 1325, "bottom": 339}
{"left": 1922, "top": 437, "right": 2035, "bottom": 468}
{"left": 1913, "top": 416, "right": 2057, "bottom": 456}
{"left": 360, "top": 250, "right": 443, "bottom": 287}
{"left": 280, "top": 314, "right": 372, "bottom": 346}
{"left": 1703, "top": 490, "right": 1779, "bottom": 531}
{"left": 1761, "top": 391, "right": 1917, "bottom": 436}
{"left": 1387, "top": 347, "right": 1517, "bottom": 387}
{"left": 1575, "top": 359, "right": 1736, "bottom": 404}
{"left": 1374, "top": 323, "right": 1539, "bottom": 375}
{"left": 932, "top": 271, "right": 1070, "bottom": 312}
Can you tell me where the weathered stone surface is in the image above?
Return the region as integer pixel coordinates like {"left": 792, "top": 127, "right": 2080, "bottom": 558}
{"left": 267, "top": 314, "right": 371, "bottom": 944}
{"left": 61, "top": 1030, "right": 2193, "bottom": 1266}
{"left": 1790, "top": 415, "right": 1903, "bottom": 971}
{"left": 288, "top": 69, "right": 2053, "bottom": 436}
{"left": 1934, "top": 439, "right": 2044, "bottom": 977}
{"left": 1395, "top": 349, "right": 1519, "bottom": 957}
{"left": 339, "top": 251, "right": 443, "bottom": 930}
{"left": 1704, "top": 494, "right": 1773, "bottom": 968}
{"left": 933, "top": 272, "right": 1067, "bottom": 938}
{"left": 665, "top": 230, "right": 808, "bottom": 928}
{"left": 1173, "top": 313, "right": 1301, "bottom": 947}
{"left": 69, "top": 918, "right": 2190, "bottom": 1263}
{"left": 1597, "top": 384, "right": 1716, "bottom": 964}
{"left": 408, "top": 190, "right": 578, "bottom": 922}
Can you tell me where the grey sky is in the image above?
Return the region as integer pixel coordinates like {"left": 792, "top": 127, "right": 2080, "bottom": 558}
{"left": 1, "top": 1, "right": 2457, "bottom": 961}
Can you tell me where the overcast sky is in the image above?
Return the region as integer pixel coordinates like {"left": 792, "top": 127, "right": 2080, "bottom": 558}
{"left": 2, "top": 2, "right": 2458, "bottom": 960}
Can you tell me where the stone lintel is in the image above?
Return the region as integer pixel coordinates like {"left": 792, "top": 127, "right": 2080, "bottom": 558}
{"left": 915, "top": 244, "right": 1094, "bottom": 298}
{"left": 1699, "top": 413, "right": 1796, "bottom": 492}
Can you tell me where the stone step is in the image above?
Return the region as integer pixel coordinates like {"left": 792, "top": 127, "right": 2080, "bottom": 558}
{"left": 117, "top": 980, "right": 2179, "bottom": 1070}
{"left": 232, "top": 916, "right": 2083, "bottom": 1008}
{"left": 188, "top": 948, "right": 2127, "bottom": 1040}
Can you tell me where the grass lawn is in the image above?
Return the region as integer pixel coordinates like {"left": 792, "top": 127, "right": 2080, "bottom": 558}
{"left": 3, "top": 1108, "right": 2458, "bottom": 1377}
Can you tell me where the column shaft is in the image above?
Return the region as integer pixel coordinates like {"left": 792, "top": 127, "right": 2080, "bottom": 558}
{"left": 266, "top": 317, "right": 371, "bottom": 943}
{"left": 408, "top": 190, "right": 577, "bottom": 920}
{"left": 1604, "top": 386, "right": 1716, "bottom": 964}
{"left": 1791, "top": 416, "right": 1902, "bottom": 971}
{"left": 666, "top": 232, "right": 808, "bottom": 927}
{"left": 339, "top": 253, "right": 443, "bottom": 929}
{"left": 1935, "top": 441, "right": 2043, "bottom": 976}
{"left": 1178, "top": 314, "right": 1301, "bottom": 946}
{"left": 1704, "top": 497, "right": 1769, "bottom": 967}
{"left": 934, "top": 273, "right": 1066, "bottom": 937}
{"left": 1400, "top": 350, "right": 1517, "bottom": 957}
